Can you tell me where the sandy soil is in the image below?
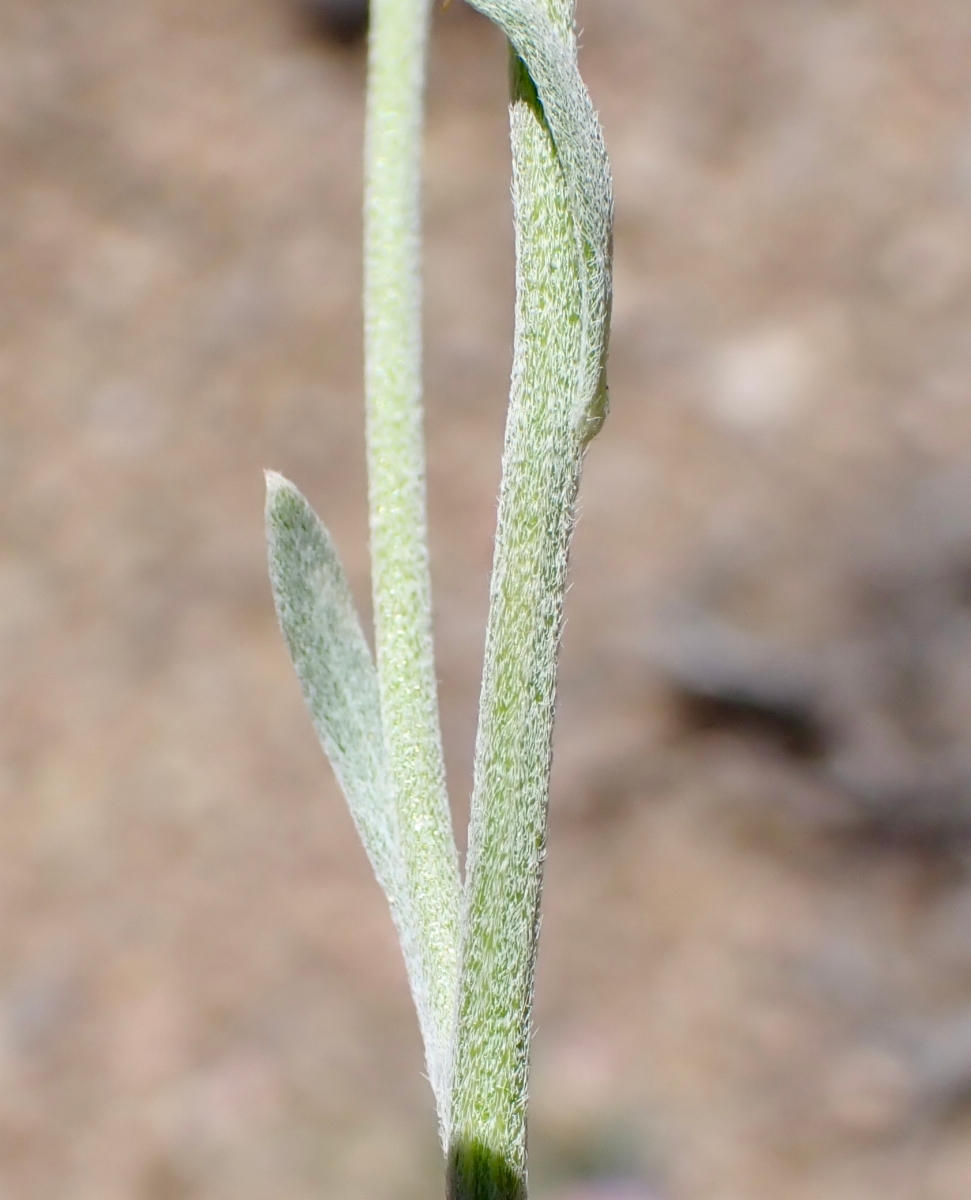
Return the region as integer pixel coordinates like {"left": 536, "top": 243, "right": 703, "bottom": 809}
{"left": 4, "top": 1, "right": 971, "bottom": 1198}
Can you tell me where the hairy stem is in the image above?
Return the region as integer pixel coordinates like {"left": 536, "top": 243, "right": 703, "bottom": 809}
{"left": 447, "top": 0, "right": 612, "bottom": 1186}
{"left": 364, "top": 0, "right": 461, "bottom": 1121}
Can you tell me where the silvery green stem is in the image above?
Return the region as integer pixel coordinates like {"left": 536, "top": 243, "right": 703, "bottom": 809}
{"left": 365, "top": 0, "right": 461, "bottom": 1122}
{"left": 268, "top": 0, "right": 610, "bottom": 1186}
{"left": 446, "top": 1, "right": 613, "bottom": 1194}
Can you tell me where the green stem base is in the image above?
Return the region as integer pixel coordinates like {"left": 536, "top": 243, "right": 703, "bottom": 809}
{"left": 447, "top": 1139, "right": 527, "bottom": 1200}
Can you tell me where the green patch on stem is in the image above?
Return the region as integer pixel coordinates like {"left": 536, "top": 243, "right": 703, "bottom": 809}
{"left": 447, "top": 1138, "right": 527, "bottom": 1200}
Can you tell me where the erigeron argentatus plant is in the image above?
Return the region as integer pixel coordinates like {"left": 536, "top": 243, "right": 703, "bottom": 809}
{"left": 265, "top": 0, "right": 612, "bottom": 1195}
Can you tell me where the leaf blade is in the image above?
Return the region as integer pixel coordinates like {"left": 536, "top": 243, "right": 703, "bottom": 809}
{"left": 266, "top": 471, "right": 458, "bottom": 1130}
{"left": 266, "top": 471, "right": 404, "bottom": 906}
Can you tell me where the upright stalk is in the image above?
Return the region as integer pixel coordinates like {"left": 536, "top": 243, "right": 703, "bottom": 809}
{"left": 268, "top": 0, "right": 611, "bottom": 1190}
{"left": 364, "top": 0, "right": 461, "bottom": 1121}
{"left": 447, "top": 2, "right": 612, "bottom": 1196}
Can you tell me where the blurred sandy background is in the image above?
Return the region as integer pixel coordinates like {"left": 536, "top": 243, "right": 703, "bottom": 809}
{"left": 5, "top": 1, "right": 971, "bottom": 1197}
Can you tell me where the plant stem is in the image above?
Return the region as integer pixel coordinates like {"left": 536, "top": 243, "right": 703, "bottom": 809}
{"left": 364, "top": 0, "right": 461, "bottom": 1121}
{"left": 448, "top": 0, "right": 609, "bottom": 1187}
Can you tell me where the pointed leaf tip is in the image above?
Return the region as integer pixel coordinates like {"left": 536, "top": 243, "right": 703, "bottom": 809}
{"left": 264, "top": 467, "right": 285, "bottom": 491}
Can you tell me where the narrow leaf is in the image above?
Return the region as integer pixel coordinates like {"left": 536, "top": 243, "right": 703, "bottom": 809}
{"left": 464, "top": 0, "right": 613, "bottom": 443}
{"left": 265, "top": 471, "right": 452, "bottom": 1113}
{"left": 266, "top": 471, "right": 404, "bottom": 910}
